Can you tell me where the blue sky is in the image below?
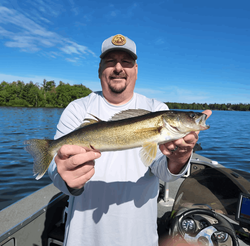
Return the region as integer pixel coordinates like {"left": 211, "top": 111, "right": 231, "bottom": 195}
{"left": 0, "top": 0, "right": 249, "bottom": 104}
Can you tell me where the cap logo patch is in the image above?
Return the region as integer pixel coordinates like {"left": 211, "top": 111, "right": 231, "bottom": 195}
{"left": 112, "top": 34, "right": 126, "bottom": 46}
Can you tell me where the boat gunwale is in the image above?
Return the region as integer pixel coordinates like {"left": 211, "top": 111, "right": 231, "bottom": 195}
{"left": 0, "top": 183, "right": 66, "bottom": 244}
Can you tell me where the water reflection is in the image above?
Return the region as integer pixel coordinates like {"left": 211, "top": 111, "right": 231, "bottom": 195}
{"left": 0, "top": 107, "right": 64, "bottom": 210}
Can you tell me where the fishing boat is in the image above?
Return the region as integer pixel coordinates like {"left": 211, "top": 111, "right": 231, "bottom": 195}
{"left": 1, "top": 151, "right": 250, "bottom": 246}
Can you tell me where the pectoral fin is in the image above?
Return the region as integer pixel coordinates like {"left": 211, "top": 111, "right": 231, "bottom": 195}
{"left": 139, "top": 142, "right": 158, "bottom": 167}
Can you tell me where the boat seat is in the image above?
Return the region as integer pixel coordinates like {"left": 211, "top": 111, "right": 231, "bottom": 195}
{"left": 47, "top": 225, "right": 64, "bottom": 246}
{"left": 47, "top": 206, "right": 68, "bottom": 246}
{"left": 48, "top": 239, "right": 63, "bottom": 246}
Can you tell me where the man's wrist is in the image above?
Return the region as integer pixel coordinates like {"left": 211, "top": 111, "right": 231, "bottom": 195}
{"left": 167, "top": 154, "right": 191, "bottom": 174}
{"left": 65, "top": 182, "right": 84, "bottom": 196}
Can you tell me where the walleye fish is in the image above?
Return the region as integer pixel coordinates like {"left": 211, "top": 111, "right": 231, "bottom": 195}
{"left": 24, "top": 109, "right": 209, "bottom": 180}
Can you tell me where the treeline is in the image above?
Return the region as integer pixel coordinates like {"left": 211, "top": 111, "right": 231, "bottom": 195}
{"left": 0, "top": 80, "right": 249, "bottom": 110}
{"left": 0, "top": 80, "right": 92, "bottom": 108}
{"left": 166, "top": 102, "right": 250, "bottom": 111}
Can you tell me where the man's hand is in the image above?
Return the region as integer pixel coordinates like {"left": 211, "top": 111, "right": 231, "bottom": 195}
{"left": 55, "top": 145, "right": 101, "bottom": 190}
{"left": 159, "top": 110, "right": 212, "bottom": 174}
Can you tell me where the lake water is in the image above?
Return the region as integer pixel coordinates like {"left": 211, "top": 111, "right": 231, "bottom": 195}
{"left": 0, "top": 107, "right": 249, "bottom": 210}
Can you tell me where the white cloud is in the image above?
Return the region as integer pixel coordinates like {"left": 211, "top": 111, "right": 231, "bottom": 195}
{"left": 134, "top": 87, "right": 168, "bottom": 102}
{"left": 65, "top": 57, "right": 79, "bottom": 63}
{"left": 110, "top": 10, "right": 119, "bottom": 17}
{"left": 127, "top": 3, "right": 138, "bottom": 17}
{"left": 68, "top": 0, "right": 79, "bottom": 15}
{"left": 105, "top": 3, "right": 138, "bottom": 19}
{"left": 136, "top": 84, "right": 250, "bottom": 104}
{"left": 83, "top": 81, "right": 102, "bottom": 92}
{"left": 155, "top": 38, "right": 165, "bottom": 45}
{"left": 135, "top": 85, "right": 210, "bottom": 103}
{"left": 162, "top": 86, "right": 210, "bottom": 103}
{"left": 61, "top": 46, "right": 80, "bottom": 55}
{"left": 26, "top": 0, "right": 61, "bottom": 17}
{"left": 0, "top": 6, "right": 96, "bottom": 61}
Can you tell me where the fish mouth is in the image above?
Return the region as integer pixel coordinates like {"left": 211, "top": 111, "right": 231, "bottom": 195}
{"left": 196, "top": 114, "right": 210, "bottom": 130}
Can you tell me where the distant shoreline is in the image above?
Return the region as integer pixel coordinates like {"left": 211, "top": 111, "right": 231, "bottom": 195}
{"left": 0, "top": 80, "right": 249, "bottom": 111}
{"left": 165, "top": 102, "right": 250, "bottom": 111}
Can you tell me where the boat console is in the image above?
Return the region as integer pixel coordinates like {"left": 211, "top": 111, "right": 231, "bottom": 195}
{"left": 158, "top": 154, "right": 250, "bottom": 246}
{"left": 236, "top": 193, "right": 250, "bottom": 231}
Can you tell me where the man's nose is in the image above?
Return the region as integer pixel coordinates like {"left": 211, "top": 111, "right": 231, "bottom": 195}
{"left": 114, "top": 61, "right": 123, "bottom": 73}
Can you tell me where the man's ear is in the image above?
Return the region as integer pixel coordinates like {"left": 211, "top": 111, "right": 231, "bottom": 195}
{"left": 98, "top": 61, "right": 102, "bottom": 79}
{"left": 135, "top": 62, "right": 138, "bottom": 80}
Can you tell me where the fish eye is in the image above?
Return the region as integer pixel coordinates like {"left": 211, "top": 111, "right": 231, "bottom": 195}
{"left": 189, "top": 112, "right": 196, "bottom": 118}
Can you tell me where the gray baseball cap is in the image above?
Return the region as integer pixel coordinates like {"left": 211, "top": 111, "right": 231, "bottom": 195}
{"left": 100, "top": 34, "right": 137, "bottom": 60}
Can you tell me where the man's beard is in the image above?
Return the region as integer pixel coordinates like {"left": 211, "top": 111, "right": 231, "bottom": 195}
{"left": 108, "top": 83, "right": 127, "bottom": 94}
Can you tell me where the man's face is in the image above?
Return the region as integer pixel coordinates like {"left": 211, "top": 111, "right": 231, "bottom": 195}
{"left": 99, "top": 51, "right": 138, "bottom": 95}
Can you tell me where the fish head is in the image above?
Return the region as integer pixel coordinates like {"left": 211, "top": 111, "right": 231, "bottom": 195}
{"left": 162, "top": 111, "right": 210, "bottom": 134}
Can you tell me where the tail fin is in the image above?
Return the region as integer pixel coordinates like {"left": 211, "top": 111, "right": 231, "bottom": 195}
{"left": 24, "top": 139, "right": 53, "bottom": 180}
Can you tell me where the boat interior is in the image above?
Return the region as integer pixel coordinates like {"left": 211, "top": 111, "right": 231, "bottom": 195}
{"left": 1, "top": 152, "right": 250, "bottom": 246}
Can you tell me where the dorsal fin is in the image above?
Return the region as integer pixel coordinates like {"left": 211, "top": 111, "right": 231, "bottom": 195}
{"left": 110, "top": 109, "right": 151, "bottom": 121}
{"left": 77, "top": 119, "right": 99, "bottom": 128}
{"left": 74, "top": 113, "right": 103, "bottom": 130}
{"left": 88, "top": 113, "right": 103, "bottom": 122}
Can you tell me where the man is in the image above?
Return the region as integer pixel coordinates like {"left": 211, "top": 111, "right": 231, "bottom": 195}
{"left": 49, "top": 34, "right": 211, "bottom": 246}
